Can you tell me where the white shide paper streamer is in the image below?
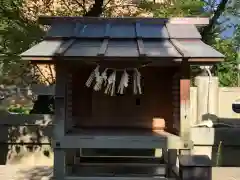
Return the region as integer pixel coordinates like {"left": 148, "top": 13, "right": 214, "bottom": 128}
{"left": 86, "top": 65, "right": 142, "bottom": 96}
{"left": 117, "top": 70, "right": 129, "bottom": 94}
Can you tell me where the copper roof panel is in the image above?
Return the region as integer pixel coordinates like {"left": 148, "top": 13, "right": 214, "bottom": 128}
{"left": 143, "top": 40, "right": 181, "bottom": 57}
{"left": 46, "top": 22, "right": 76, "bottom": 38}
{"left": 172, "top": 39, "right": 224, "bottom": 58}
{"left": 20, "top": 40, "right": 63, "bottom": 58}
{"left": 166, "top": 24, "right": 201, "bottom": 39}
{"left": 109, "top": 23, "right": 136, "bottom": 38}
{"left": 137, "top": 24, "right": 169, "bottom": 38}
{"left": 63, "top": 40, "right": 102, "bottom": 57}
{"left": 105, "top": 40, "right": 139, "bottom": 57}
{"left": 77, "top": 23, "right": 107, "bottom": 38}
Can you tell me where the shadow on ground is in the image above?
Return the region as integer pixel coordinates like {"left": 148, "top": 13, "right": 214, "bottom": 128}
{"left": 17, "top": 166, "right": 53, "bottom": 180}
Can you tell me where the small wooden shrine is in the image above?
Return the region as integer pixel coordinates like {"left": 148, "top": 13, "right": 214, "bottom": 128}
{"left": 21, "top": 16, "right": 224, "bottom": 180}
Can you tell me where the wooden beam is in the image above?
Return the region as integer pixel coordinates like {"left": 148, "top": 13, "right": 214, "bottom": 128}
{"left": 38, "top": 16, "right": 209, "bottom": 26}
{"left": 168, "top": 17, "right": 209, "bottom": 25}
{"left": 54, "top": 61, "right": 67, "bottom": 138}
{"left": 0, "top": 113, "right": 53, "bottom": 126}
{"left": 31, "top": 84, "right": 55, "bottom": 96}
{"left": 188, "top": 58, "right": 224, "bottom": 63}
{"left": 22, "top": 57, "right": 53, "bottom": 61}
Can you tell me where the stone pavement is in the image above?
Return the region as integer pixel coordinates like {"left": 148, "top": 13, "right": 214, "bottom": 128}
{"left": 212, "top": 167, "right": 240, "bottom": 180}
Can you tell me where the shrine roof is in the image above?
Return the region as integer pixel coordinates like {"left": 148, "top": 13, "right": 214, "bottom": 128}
{"left": 20, "top": 16, "right": 224, "bottom": 64}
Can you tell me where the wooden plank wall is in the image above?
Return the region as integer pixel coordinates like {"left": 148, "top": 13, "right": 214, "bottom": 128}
{"left": 71, "top": 66, "right": 175, "bottom": 131}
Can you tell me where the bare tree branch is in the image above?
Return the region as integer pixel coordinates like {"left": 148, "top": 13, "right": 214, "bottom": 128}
{"left": 35, "top": 65, "right": 51, "bottom": 85}
{"left": 103, "top": 0, "right": 113, "bottom": 10}
{"left": 83, "top": 0, "right": 86, "bottom": 12}
{"left": 74, "top": 0, "right": 87, "bottom": 14}
{"left": 60, "top": 0, "right": 73, "bottom": 12}
{"left": 104, "top": 4, "right": 137, "bottom": 11}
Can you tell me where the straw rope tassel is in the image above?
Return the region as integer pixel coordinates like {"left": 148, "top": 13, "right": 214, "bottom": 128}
{"left": 133, "top": 69, "right": 142, "bottom": 95}
{"left": 136, "top": 69, "right": 142, "bottom": 94}
{"left": 101, "top": 68, "right": 108, "bottom": 87}
{"left": 85, "top": 65, "right": 100, "bottom": 87}
{"left": 118, "top": 70, "right": 129, "bottom": 94}
{"left": 111, "top": 71, "right": 116, "bottom": 96}
{"left": 105, "top": 70, "right": 116, "bottom": 96}
{"left": 94, "top": 68, "right": 108, "bottom": 91}
{"left": 133, "top": 69, "right": 137, "bottom": 94}
{"left": 93, "top": 75, "right": 102, "bottom": 91}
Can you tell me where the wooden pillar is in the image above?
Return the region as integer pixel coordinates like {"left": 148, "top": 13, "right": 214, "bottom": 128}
{"left": 54, "top": 60, "right": 66, "bottom": 138}
{"left": 163, "top": 149, "right": 178, "bottom": 178}
{"left": 180, "top": 60, "right": 192, "bottom": 151}
{"left": 54, "top": 148, "right": 66, "bottom": 180}
{"left": 54, "top": 60, "right": 67, "bottom": 180}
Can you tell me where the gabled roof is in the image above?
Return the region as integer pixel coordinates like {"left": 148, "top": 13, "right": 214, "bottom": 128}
{"left": 21, "top": 17, "right": 224, "bottom": 64}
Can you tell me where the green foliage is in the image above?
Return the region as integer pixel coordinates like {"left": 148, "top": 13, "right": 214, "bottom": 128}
{"left": 202, "top": 0, "right": 240, "bottom": 86}
{"left": 139, "top": 0, "right": 207, "bottom": 17}
{"left": 0, "top": 0, "right": 44, "bottom": 85}
{"left": 225, "top": 0, "right": 240, "bottom": 18}
{"left": 233, "top": 24, "right": 240, "bottom": 52}
{"left": 213, "top": 37, "right": 239, "bottom": 86}
{"left": 7, "top": 104, "right": 31, "bottom": 114}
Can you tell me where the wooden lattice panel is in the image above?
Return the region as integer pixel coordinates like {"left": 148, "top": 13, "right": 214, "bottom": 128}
{"left": 66, "top": 72, "right": 73, "bottom": 130}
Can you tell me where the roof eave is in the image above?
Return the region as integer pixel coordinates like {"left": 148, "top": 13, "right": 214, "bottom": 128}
{"left": 38, "top": 16, "right": 209, "bottom": 26}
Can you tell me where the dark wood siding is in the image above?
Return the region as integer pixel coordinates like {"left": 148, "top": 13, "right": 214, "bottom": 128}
{"left": 70, "top": 65, "right": 178, "bottom": 132}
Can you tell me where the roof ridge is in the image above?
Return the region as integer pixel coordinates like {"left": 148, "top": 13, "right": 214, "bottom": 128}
{"left": 38, "top": 16, "right": 209, "bottom": 26}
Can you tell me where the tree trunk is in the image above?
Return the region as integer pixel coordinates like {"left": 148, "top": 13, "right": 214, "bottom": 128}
{"left": 201, "top": 0, "right": 229, "bottom": 42}
{"left": 31, "top": 0, "right": 105, "bottom": 114}
{"left": 84, "top": 0, "right": 104, "bottom": 17}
